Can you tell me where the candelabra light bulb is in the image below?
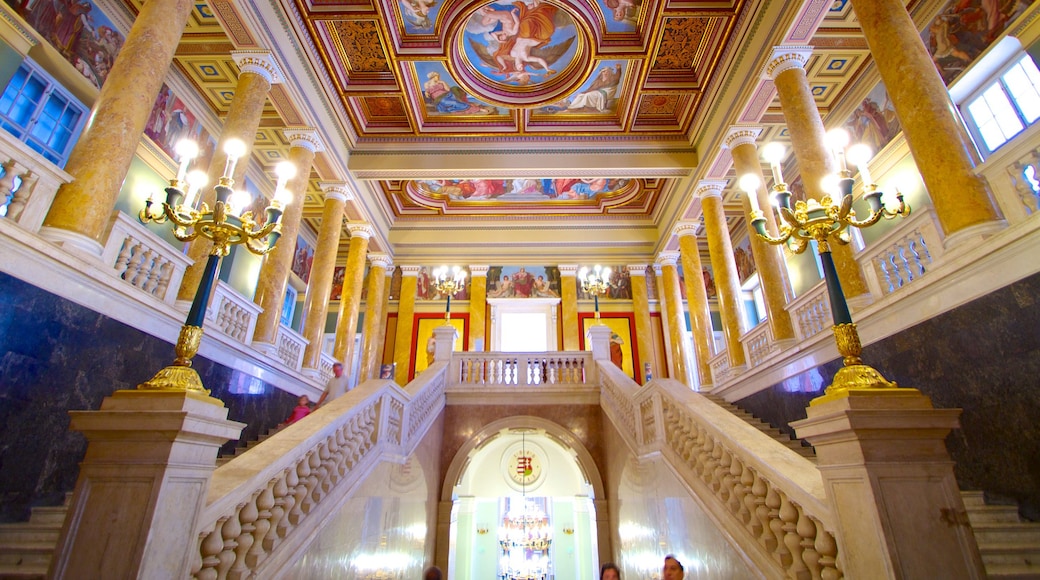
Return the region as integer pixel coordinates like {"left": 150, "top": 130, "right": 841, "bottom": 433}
{"left": 221, "top": 138, "right": 247, "bottom": 179}
{"left": 826, "top": 128, "right": 851, "bottom": 172}
{"left": 762, "top": 142, "right": 786, "bottom": 165}
{"left": 184, "top": 170, "right": 208, "bottom": 209}
{"left": 273, "top": 187, "right": 292, "bottom": 206}
{"left": 821, "top": 173, "right": 841, "bottom": 197}
{"left": 229, "top": 189, "right": 252, "bottom": 215}
{"left": 738, "top": 173, "right": 760, "bottom": 194}
{"left": 274, "top": 160, "right": 297, "bottom": 193}
{"left": 174, "top": 139, "right": 200, "bottom": 184}
{"left": 846, "top": 143, "right": 874, "bottom": 185}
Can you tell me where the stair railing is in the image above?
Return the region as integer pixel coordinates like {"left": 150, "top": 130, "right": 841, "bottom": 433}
{"left": 190, "top": 362, "right": 447, "bottom": 579}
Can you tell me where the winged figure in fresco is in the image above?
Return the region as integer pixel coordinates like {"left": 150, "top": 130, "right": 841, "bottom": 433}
{"left": 467, "top": 0, "right": 575, "bottom": 84}
{"left": 604, "top": 0, "right": 641, "bottom": 23}
{"left": 401, "top": 0, "right": 437, "bottom": 29}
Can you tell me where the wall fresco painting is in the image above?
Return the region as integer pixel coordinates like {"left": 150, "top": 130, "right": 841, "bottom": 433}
{"left": 145, "top": 82, "right": 215, "bottom": 165}
{"left": 734, "top": 237, "right": 756, "bottom": 285}
{"left": 487, "top": 266, "right": 560, "bottom": 298}
{"left": 330, "top": 266, "right": 346, "bottom": 301}
{"left": 581, "top": 316, "right": 634, "bottom": 379}
{"left": 415, "top": 177, "right": 629, "bottom": 201}
{"left": 595, "top": 0, "right": 639, "bottom": 32}
{"left": 843, "top": 82, "right": 901, "bottom": 154}
{"left": 923, "top": 0, "right": 1029, "bottom": 85}
{"left": 414, "top": 61, "right": 500, "bottom": 116}
{"left": 463, "top": 0, "right": 578, "bottom": 87}
{"left": 537, "top": 60, "right": 626, "bottom": 114}
{"left": 6, "top": 0, "right": 125, "bottom": 88}
{"left": 291, "top": 237, "right": 314, "bottom": 283}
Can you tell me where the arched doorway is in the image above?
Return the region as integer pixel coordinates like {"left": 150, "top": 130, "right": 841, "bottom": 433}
{"left": 441, "top": 417, "right": 607, "bottom": 579}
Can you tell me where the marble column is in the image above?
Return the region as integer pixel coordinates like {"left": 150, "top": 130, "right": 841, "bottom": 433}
{"left": 676, "top": 224, "right": 715, "bottom": 389}
{"left": 393, "top": 266, "right": 421, "bottom": 385}
{"left": 656, "top": 252, "right": 692, "bottom": 387}
{"left": 627, "top": 265, "right": 653, "bottom": 384}
{"left": 359, "top": 254, "right": 392, "bottom": 381}
{"left": 51, "top": 391, "right": 243, "bottom": 578}
{"left": 39, "top": 0, "right": 197, "bottom": 256}
{"left": 252, "top": 129, "right": 323, "bottom": 350}
{"left": 332, "top": 224, "right": 374, "bottom": 382}
{"left": 725, "top": 125, "right": 797, "bottom": 345}
{"left": 850, "top": 0, "right": 1004, "bottom": 243}
{"left": 697, "top": 181, "right": 747, "bottom": 371}
{"left": 301, "top": 183, "right": 350, "bottom": 371}
{"left": 558, "top": 264, "right": 580, "bottom": 351}
{"left": 375, "top": 267, "right": 394, "bottom": 374}
{"left": 177, "top": 51, "right": 283, "bottom": 302}
{"left": 794, "top": 391, "right": 985, "bottom": 579}
{"left": 468, "top": 265, "right": 489, "bottom": 351}
{"left": 765, "top": 47, "right": 869, "bottom": 302}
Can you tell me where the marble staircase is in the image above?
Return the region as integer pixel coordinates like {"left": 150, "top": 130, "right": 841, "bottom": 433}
{"left": 0, "top": 495, "right": 69, "bottom": 579}
{"left": 216, "top": 423, "right": 287, "bottom": 467}
{"left": 701, "top": 392, "right": 817, "bottom": 461}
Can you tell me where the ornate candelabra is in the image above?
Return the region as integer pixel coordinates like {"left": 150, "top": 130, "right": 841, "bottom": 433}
{"left": 138, "top": 138, "right": 295, "bottom": 394}
{"left": 578, "top": 265, "right": 611, "bottom": 320}
{"left": 433, "top": 265, "right": 467, "bottom": 321}
{"left": 743, "top": 129, "right": 909, "bottom": 404}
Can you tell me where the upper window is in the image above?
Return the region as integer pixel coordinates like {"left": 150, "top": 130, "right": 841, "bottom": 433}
{"left": 962, "top": 54, "right": 1040, "bottom": 155}
{"left": 0, "top": 60, "right": 87, "bottom": 167}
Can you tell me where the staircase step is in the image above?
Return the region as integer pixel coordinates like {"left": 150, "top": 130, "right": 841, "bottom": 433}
{"left": 973, "top": 523, "right": 1040, "bottom": 545}
{"left": 961, "top": 491, "right": 988, "bottom": 508}
{"left": 978, "top": 547, "right": 1040, "bottom": 578}
{"left": 968, "top": 505, "right": 1025, "bottom": 524}
{"left": 0, "top": 542, "right": 54, "bottom": 568}
{"left": 0, "top": 526, "right": 60, "bottom": 545}
{"left": 0, "top": 563, "right": 47, "bottom": 579}
{"left": 26, "top": 508, "right": 66, "bottom": 527}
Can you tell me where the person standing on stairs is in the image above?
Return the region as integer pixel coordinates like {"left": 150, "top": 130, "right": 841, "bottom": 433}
{"left": 317, "top": 362, "right": 348, "bottom": 407}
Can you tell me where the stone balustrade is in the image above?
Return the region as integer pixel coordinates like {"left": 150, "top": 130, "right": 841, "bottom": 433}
{"left": 275, "top": 324, "right": 309, "bottom": 371}
{"left": 787, "top": 282, "right": 830, "bottom": 341}
{"left": 740, "top": 322, "right": 781, "bottom": 367}
{"left": 100, "top": 211, "right": 192, "bottom": 304}
{"left": 597, "top": 363, "right": 840, "bottom": 578}
{"left": 193, "top": 366, "right": 446, "bottom": 578}
{"left": 708, "top": 349, "right": 732, "bottom": 385}
{"left": 979, "top": 121, "right": 1040, "bottom": 224}
{"left": 0, "top": 128, "right": 72, "bottom": 232}
{"left": 207, "top": 281, "right": 262, "bottom": 345}
{"left": 858, "top": 207, "right": 943, "bottom": 298}
{"left": 451, "top": 351, "right": 591, "bottom": 386}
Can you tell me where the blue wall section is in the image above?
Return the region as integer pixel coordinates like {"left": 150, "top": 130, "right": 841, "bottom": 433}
{"left": 737, "top": 271, "right": 1040, "bottom": 520}
{"left": 0, "top": 271, "right": 298, "bottom": 522}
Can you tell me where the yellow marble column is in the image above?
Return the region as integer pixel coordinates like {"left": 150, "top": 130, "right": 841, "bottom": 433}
{"left": 725, "top": 125, "right": 797, "bottom": 345}
{"left": 375, "top": 267, "right": 394, "bottom": 370}
{"left": 38, "top": 0, "right": 197, "bottom": 255}
{"left": 468, "top": 265, "right": 489, "bottom": 351}
{"left": 177, "top": 51, "right": 283, "bottom": 302}
{"left": 558, "top": 264, "right": 580, "bottom": 351}
{"left": 393, "top": 266, "right": 421, "bottom": 385}
{"left": 359, "top": 253, "right": 392, "bottom": 381}
{"left": 301, "top": 183, "right": 350, "bottom": 371}
{"left": 332, "top": 224, "right": 374, "bottom": 374}
{"left": 676, "top": 224, "right": 715, "bottom": 389}
{"left": 765, "top": 47, "right": 869, "bottom": 302}
{"left": 626, "top": 265, "right": 653, "bottom": 385}
{"left": 252, "top": 129, "right": 323, "bottom": 348}
{"left": 850, "top": 0, "right": 1004, "bottom": 241}
{"left": 698, "top": 181, "right": 747, "bottom": 370}
{"left": 656, "top": 252, "right": 691, "bottom": 387}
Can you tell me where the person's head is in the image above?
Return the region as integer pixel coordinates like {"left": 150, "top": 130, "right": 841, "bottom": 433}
{"left": 297, "top": 395, "right": 310, "bottom": 406}
{"left": 423, "top": 566, "right": 443, "bottom": 580}
{"left": 600, "top": 562, "right": 620, "bottom": 580}
{"left": 332, "top": 362, "right": 344, "bottom": 377}
{"left": 663, "top": 555, "right": 684, "bottom": 580}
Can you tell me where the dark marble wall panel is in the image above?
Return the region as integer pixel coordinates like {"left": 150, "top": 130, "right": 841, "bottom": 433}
{"left": 0, "top": 272, "right": 298, "bottom": 522}
{"left": 737, "top": 271, "right": 1040, "bottom": 520}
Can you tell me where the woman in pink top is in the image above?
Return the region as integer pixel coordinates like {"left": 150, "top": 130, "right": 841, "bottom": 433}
{"left": 286, "top": 395, "right": 312, "bottom": 424}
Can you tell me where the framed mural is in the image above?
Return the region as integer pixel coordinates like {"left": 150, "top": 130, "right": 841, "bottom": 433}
{"left": 923, "top": 0, "right": 1030, "bottom": 85}
{"left": 733, "top": 237, "right": 756, "bottom": 285}
{"left": 487, "top": 265, "right": 560, "bottom": 298}
{"left": 537, "top": 60, "right": 627, "bottom": 114}
{"left": 291, "top": 237, "right": 314, "bottom": 283}
{"left": 414, "top": 61, "right": 500, "bottom": 116}
{"left": 330, "top": 266, "right": 346, "bottom": 301}
{"left": 412, "top": 315, "right": 467, "bottom": 377}
{"left": 580, "top": 315, "right": 635, "bottom": 380}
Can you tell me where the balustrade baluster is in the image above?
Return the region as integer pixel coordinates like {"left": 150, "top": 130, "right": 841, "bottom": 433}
{"left": 123, "top": 241, "right": 143, "bottom": 282}
{"left": 779, "top": 494, "right": 808, "bottom": 578}
{"left": 732, "top": 461, "right": 751, "bottom": 524}
{"left": 196, "top": 521, "right": 226, "bottom": 580}
{"left": 228, "top": 495, "right": 259, "bottom": 580}
{"left": 216, "top": 510, "right": 242, "bottom": 579}
{"left": 269, "top": 472, "right": 292, "bottom": 546}
{"left": 131, "top": 249, "right": 154, "bottom": 288}
{"left": 766, "top": 485, "right": 791, "bottom": 568}
{"left": 6, "top": 169, "right": 35, "bottom": 221}
{"left": 815, "top": 527, "right": 841, "bottom": 580}
{"left": 750, "top": 472, "right": 772, "bottom": 549}
{"left": 144, "top": 257, "right": 163, "bottom": 294}
{"left": 247, "top": 479, "right": 277, "bottom": 568}
{"left": 797, "top": 513, "right": 823, "bottom": 580}
{"left": 0, "top": 159, "right": 18, "bottom": 214}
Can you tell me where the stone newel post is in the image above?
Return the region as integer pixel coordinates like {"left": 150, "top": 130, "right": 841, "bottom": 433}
{"left": 792, "top": 390, "right": 985, "bottom": 579}
{"left": 50, "top": 391, "right": 244, "bottom": 579}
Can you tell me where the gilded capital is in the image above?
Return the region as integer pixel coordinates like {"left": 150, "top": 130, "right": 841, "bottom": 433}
{"left": 283, "top": 128, "right": 325, "bottom": 153}
{"left": 626, "top": 264, "right": 649, "bottom": 277}
{"left": 347, "top": 222, "right": 375, "bottom": 239}
{"left": 723, "top": 125, "right": 763, "bottom": 150}
{"left": 319, "top": 181, "right": 353, "bottom": 203}
{"left": 368, "top": 252, "right": 393, "bottom": 270}
{"left": 656, "top": 251, "right": 680, "bottom": 267}
{"left": 400, "top": 265, "right": 422, "bottom": 277}
{"left": 674, "top": 221, "right": 700, "bottom": 239}
{"left": 558, "top": 264, "right": 580, "bottom": 277}
{"left": 764, "top": 45, "right": 812, "bottom": 80}
{"left": 695, "top": 180, "right": 727, "bottom": 200}
{"left": 231, "top": 50, "right": 285, "bottom": 85}
{"left": 469, "top": 265, "right": 490, "bottom": 277}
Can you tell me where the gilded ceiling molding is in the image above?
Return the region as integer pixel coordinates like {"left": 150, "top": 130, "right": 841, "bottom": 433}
{"left": 231, "top": 50, "right": 285, "bottom": 85}
{"left": 283, "top": 128, "right": 326, "bottom": 153}
{"left": 763, "top": 45, "right": 813, "bottom": 80}
{"left": 319, "top": 181, "right": 353, "bottom": 203}
{"left": 694, "top": 180, "right": 727, "bottom": 199}
{"left": 655, "top": 251, "right": 680, "bottom": 267}
{"left": 368, "top": 253, "right": 393, "bottom": 270}
{"left": 346, "top": 222, "right": 375, "bottom": 239}
{"left": 722, "top": 125, "right": 763, "bottom": 150}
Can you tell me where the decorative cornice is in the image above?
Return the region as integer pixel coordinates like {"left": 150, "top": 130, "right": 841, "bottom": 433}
{"left": 557, "top": 264, "right": 580, "bottom": 276}
{"left": 400, "top": 265, "right": 423, "bottom": 277}
{"left": 763, "top": 45, "right": 812, "bottom": 80}
{"left": 319, "top": 181, "right": 352, "bottom": 202}
{"left": 674, "top": 221, "right": 700, "bottom": 239}
{"left": 282, "top": 128, "right": 325, "bottom": 153}
{"left": 695, "top": 180, "right": 727, "bottom": 199}
{"left": 347, "top": 222, "right": 374, "bottom": 239}
{"left": 468, "top": 265, "right": 490, "bottom": 276}
{"left": 656, "top": 252, "right": 680, "bottom": 267}
{"left": 626, "top": 265, "right": 649, "bottom": 276}
{"left": 723, "top": 125, "right": 763, "bottom": 150}
{"left": 368, "top": 253, "right": 393, "bottom": 270}
{"left": 231, "top": 50, "right": 284, "bottom": 85}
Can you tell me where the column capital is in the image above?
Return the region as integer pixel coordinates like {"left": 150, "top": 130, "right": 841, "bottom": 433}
{"left": 626, "top": 265, "right": 648, "bottom": 277}
{"left": 763, "top": 45, "right": 812, "bottom": 80}
{"left": 347, "top": 222, "right": 374, "bottom": 239}
{"left": 695, "top": 180, "right": 726, "bottom": 199}
{"left": 400, "top": 265, "right": 422, "bottom": 277}
{"left": 674, "top": 221, "right": 701, "bottom": 238}
{"left": 656, "top": 251, "right": 680, "bottom": 267}
{"left": 558, "top": 264, "right": 580, "bottom": 277}
{"left": 468, "top": 265, "right": 490, "bottom": 276}
{"left": 319, "top": 181, "right": 353, "bottom": 202}
{"left": 368, "top": 252, "right": 393, "bottom": 270}
{"left": 282, "top": 128, "right": 325, "bottom": 153}
{"left": 723, "top": 125, "right": 763, "bottom": 150}
{"left": 652, "top": 263, "right": 663, "bottom": 276}
{"left": 231, "top": 50, "right": 284, "bottom": 85}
